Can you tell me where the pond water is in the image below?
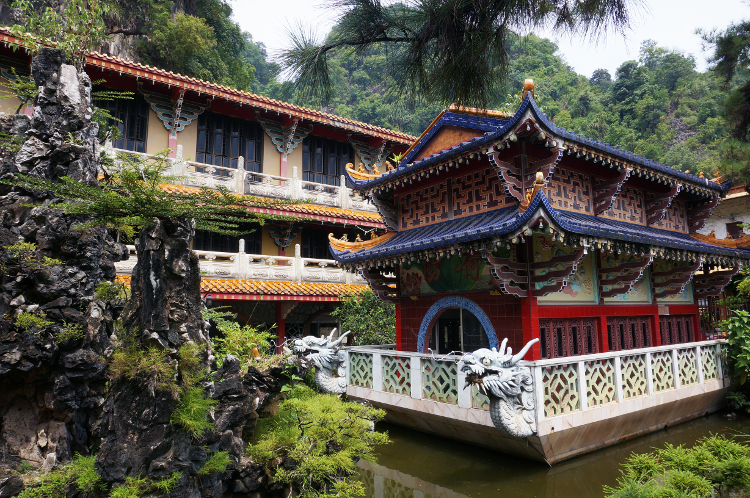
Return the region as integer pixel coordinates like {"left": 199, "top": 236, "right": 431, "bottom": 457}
{"left": 357, "top": 415, "right": 750, "bottom": 498}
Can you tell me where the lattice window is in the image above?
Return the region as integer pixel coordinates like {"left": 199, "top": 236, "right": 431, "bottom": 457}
{"left": 539, "top": 318, "right": 597, "bottom": 359}
{"left": 302, "top": 136, "right": 353, "bottom": 187}
{"left": 621, "top": 354, "right": 648, "bottom": 399}
{"left": 471, "top": 384, "right": 490, "bottom": 410}
{"left": 422, "top": 360, "right": 458, "bottom": 404}
{"left": 196, "top": 112, "right": 264, "bottom": 173}
{"left": 660, "top": 315, "right": 694, "bottom": 345}
{"left": 701, "top": 346, "right": 719, "bottom": 381}
{"left": 586, "top": 359, "right": 616, "bottom": 407}
{"left": 542, "top": 363, "right": 580, "bottom": 417}
{"left": 382, "top": 355, "right": 411, "bottom": 395}
{"left": 99, "top": 92, "right": 149, "bottom": 153}
{"left": 678, "top": 348, "right": 699, "bottom": 386}
{"left": 608, "top": 316, "right": 651, "bottom": 351}
{"left": 651, "top": 351, "right": 675, "bottom": 392}
{"left": 349, "top": 352, "right": 373, "bottom": 388}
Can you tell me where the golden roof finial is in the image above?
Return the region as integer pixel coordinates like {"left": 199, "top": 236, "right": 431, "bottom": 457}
{"left": 523, "top": 79, "right": 535, "bottom": 99}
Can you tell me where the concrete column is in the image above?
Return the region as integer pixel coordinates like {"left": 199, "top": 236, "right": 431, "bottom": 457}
{"left": 645, "top": 352, "right": 654, "bottom": 395}
{"left": 577, "top": 360, "right": 588, "bottom": 411}
{"left": 275, "top": 303, "right": 285, "bottom": 354}
{"left": 672, "top": 348, "right": 681, "bottom": 389}
{"left": 695, "top": 346, "right": 704, "bottom": 384}
{"left": 614, "top": 356, "right": 624, "bottom": 403}
{"left": 534, "top": 366, "right": 545, "bottom": 423}
{"left": 372, "top": 352, "right": 383, "bottom": 392}
{"left": 457, "top": 365, "right": 472, "bottom": 409}
{"left": 411, "top": 356, "right": 422, "bottom": 399}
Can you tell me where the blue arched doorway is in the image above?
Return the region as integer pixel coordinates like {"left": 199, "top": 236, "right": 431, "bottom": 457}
{"left": 416, "top": 297, "right": 498, "bottom": 353}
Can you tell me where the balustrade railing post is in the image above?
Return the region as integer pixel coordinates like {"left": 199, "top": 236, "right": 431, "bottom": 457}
{"left": 339, "top": 175, "right": 350, "bottom": 209}
{"left": 457, "top": 362, "right": 471, "bottom": 409}
{"left": 645, "top": 352, "right": 654, "bottom": 395}
{"left": 291, "top": 166, "right": 302, "bottom": 199}
{"left": 372, "top": 352, "right": 383, "bottom": 392}
{"left": 342, "top": 349, "right": 351, "bottom": 389}
{"left": 716, "top": 344, "right": 725, "bottom": 379}
{"left": 577, "top": 361, "right": 588, "bottom": 411}
{"left": 294, "top": 244, "right": 303, "bottom": 282}
{"left": 236, "top": 239, "right": 247, "bottom": 279}
{"left": 614, "top": 356, "right": 624, "bottom": 403}
{"left": 672, "top": 348, "right": 681, "bottom": 389}
{"left": 235, "top": 156, "right": 245, "bottom": 194}
{"left": 534, "top": 366, "right": 545, "bottom": 423}
{"left": 695, "top": 346, "right": 704, "bottom": 384}
{"left": 411, "top": 356, "right": 422, "bottom": 399}
{"left": 173, "top": 144, "right": 185, "bottom": 177}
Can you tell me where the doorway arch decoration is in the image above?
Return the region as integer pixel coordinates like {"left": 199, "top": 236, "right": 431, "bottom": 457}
{"left": 416, "top": 296, "right": 498, "bottom": 353}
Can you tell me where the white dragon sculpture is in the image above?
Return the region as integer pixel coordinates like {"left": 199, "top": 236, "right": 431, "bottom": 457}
{"left": 460, "top": 338, "right": 539, "bottom": 438}
{"left": 292, "top": 329, "right": 351, "bottom": 394}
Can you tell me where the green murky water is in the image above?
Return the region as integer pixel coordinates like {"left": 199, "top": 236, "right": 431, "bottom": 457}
{"left": 357, "top": 415, "right": 750, "bottom": 498}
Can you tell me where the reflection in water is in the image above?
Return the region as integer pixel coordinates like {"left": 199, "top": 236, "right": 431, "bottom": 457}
{"left": 359, "top": 415, "right": 750, "bottom": 498}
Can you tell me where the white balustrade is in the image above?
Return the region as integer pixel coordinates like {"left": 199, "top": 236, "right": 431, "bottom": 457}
{"left": 106, "top": 148, "right": 378, "bottom": 213}
{"left": 115, "top": 242, "right": 367, "bottom": 285}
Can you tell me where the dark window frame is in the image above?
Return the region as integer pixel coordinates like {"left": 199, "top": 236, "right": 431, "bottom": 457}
{"left": 302, "top": 136, "right": 354, "bottom": 187}
{"left": 196, "top": 113, "right": 263, "bottom": 174}
{"left": 98, "top": 92, "right": 149, "bottom": 153}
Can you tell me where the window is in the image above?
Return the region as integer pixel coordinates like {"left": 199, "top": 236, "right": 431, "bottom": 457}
{"left": 98, "top": 93, "right": 149, "bottom": 152}
{"left": 301, "top": 229, "right": 332, "bottom": 259}
{"left": 302, "top": 136, "right": 353, "bottom": 187}
{"left": 193, "top": 223, "right": 262, "bottom": 254}
{"left": 606, "top": 316, "right": 651, "bottom": 351}
{"left": 659, "top": 315, "right": 694, "bottom": 345}
{"left": 428, "top": 308, "right": 490, "bottom": 354}
{"left": 196, "top": 113, "right": 263, "bottom": 173}
{"left": 727, "top": 222, "right": 745, "bottom": 239}
{"left": 540, "top": 318, "right": 597, "bottom": 358}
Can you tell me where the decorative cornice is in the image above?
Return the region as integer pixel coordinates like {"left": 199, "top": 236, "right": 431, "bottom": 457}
{"left": 255, "top": 113, "right": 313, "bottom": 157}
{"left": 138, "top": 82, "right": 210, "bottom": 132}
{"left": 328, "top": 231, "right": 395, "bottom": 254}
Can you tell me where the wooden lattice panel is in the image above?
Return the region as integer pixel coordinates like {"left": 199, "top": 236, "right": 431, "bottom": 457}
{"left": 621, "top": 354, "right": 648, "bottom": 399}
{"left": 652, "top": 200, "right": 688, "bottom": 233}
{"left": 399, "top": 182, "right": 449, "bottom": 229}
{"left": 381, "top": 355, "right": 411, "bottom": 395}
{"left": 421, "top": 360, "right": 458, "bottom": 404}
{"left": 678, "top": 348, "right": 699, "bottom": 386}
{"left": 349, "top": 352, "right": 373, "bottom": 388}
{"left": 451, "top": 167, "right": 515, "bottom": 218}
{"left": 547, "top": 167, "right": 593, "bottom": 214}
{"left": 543, "top": 364, "right": 580, "bottom": 417}
{"left": 651, "top": 351, "right": 675, "bottom": 392}
{"left": 585, "top": 359, "right": 617, "bottom": 407}
{"left": 701, "top": 345, "right": 720, "bottom": 381}
{"left": 598, "top": 186, "right": 645, "bottom": 225}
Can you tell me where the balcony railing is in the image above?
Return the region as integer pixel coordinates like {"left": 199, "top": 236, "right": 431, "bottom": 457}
{"left": 115, "top": 242, "right": 367, "bottom": 285}
{"left": 104, "top": 145, "right": 377, "bottom": 213}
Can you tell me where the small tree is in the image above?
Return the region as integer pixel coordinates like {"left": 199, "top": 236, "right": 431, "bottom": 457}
{"left": 331, "top": 289, "right": 395, "bottom": 345}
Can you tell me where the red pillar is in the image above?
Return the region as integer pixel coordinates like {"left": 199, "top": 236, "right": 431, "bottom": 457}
{"left": 395, "top": 301, "right": 402, "bottom": 351}
{"left": 522, "top": 296, "right": 541, "bottom": 360}
{"left": 599, "top": 315, "right": 609, "bottom": 352}
{"left": 276, "top": 302, "right": 285, "bottom": 354}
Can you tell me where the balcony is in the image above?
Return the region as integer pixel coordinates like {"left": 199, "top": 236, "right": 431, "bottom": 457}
{"left": 115, "top": 242, "right": 366, "bottom": 285}
{"left": 105, "top": 146, "right": 378, "bottom": 213}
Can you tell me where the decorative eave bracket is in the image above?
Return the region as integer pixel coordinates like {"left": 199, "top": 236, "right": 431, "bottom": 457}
{"left": 483, "top": 254, "right": 529, "bottom": 298}
{"left": 530, "top": 248, "right": 586, "bottom": 297}
{"left": 256, "top": 112, "right": 313, "bottom": 157}
{"left": 598, "top": 254, "right": 654, "bottom": 299}
{"left": 688, "top": 198, "right": 720, "bottom": 233}
{"left": 361, "top": 269, "right": 399, "bottom": 303}
{"left": 693, "top": 265, "right": 741, "bottom": 297}
{"left": 348, "top": 135, "right": 393, "bottom": 175}
{"left": 651, "top": 259, "right": 703, "bottom": 299}
{"left": 646, "top": 184, "right": 681, "bottom": 225}
{"left": 138, "top": 83, "right": 210, "bottom": 132}
{"left": 265, "top": 221, "right": 305, "bottom": 248}
{"left": 369, "top": 195, "right": 398, "bottom": 231}
{"left": 487, "top": 145, "right": 563, "bottom": 204}
{"left": 593, "top": 168, "right": 631, "bottom": 215}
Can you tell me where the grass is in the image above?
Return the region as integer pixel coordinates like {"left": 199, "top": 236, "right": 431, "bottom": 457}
{"left": 170, "top": 386, "right": 217, "bottom": 438}
{"left": 197, "top": 451, "right": 231, "bottom": 476}
{"left": 17, "top": 454, "right": 102, "bottom": 498}
{"left": 55, "top": 320, "right": 84, "bottom": 343}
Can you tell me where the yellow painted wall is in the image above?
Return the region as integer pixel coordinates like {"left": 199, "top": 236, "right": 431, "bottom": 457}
{"left": 176, "top": 121, "right": 198, "bottom": 162}
{"left": 262, "top": 134, "right": 280, "bottom": 176}
{"left": 261, "top": 228, "right": 279, "bottom": 257}
{"left": 0, "top": 82, "right": 24, "bottom": 114}
{"left": 286, "top": 142, "right": 303, "bottom": 178}
{"left": 145, "top": 109, "right": 169, "bottom": 155}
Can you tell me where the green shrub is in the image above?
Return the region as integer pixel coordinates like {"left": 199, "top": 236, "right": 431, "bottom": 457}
{"left": 109, "top": 475, "right": 149, "bottom": 498}
{"left": 17, "top": 453, "right": 102, "bottom": 498}
{"left": 110, "top": 342, "right": 179, "bottom": 395}
{"left": 94, "top": 281, "right": 130, "bottom": 302}
{"left": 170, "top": 386, "right": 217, "bottom": 438}
{"left": 212, "top": 320, "right": 274, "bottom": 368}
{"left": 331, "top": 290, "right": 395, "bottom": 346}
{"left": 55, "top": 320, "right": 84, "bottom": 343}
{"left": 197, "top": 451, "right": 231, "bottom": 476}
{"left": 4, "top": 242, "right": 64, "bottom": 269}
{"left": 248, "top": 387, "right": 388, "bottom": 498}
{"left": 152, "top": 471, "right": 182, "bottom": 493}
{"left": 14, "top": 311, "right": 52, "bottom": 334}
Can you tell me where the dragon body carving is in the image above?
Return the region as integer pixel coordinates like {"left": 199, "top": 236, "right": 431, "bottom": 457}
{"left": 293, "top": 330, "right": 351, "bottom": 394}
{"left": 460, "top": 338, "right": 539, "bottom": 438}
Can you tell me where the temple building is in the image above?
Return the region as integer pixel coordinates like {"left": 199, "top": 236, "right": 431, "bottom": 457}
{"left": 0, "top": 29, "right": 413, "bottom": 345}
{"left": 330, "top": 81, "right": 750, "bottom": 360}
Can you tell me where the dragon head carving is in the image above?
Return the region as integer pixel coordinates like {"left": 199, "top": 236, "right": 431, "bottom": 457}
{"left": 292, "top": 329, "right": 351, "bottom": 394}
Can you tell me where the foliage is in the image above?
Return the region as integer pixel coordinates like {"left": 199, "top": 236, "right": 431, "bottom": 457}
{"left": 17, "top": 453, "right": 102, "bottom": 498}
{"left": 0, "top": 150, "right": 301, "bottom": 237}
{"left": 718, "top": 310, "right": 750, "bottom": 384}
{"left": 110, "top": 334, "right": 179, "bottom": 395}
{"left": 604, "top": 435, "right": 750, "bottom": 498}
{"left": 91, "top": 82, "right": 134, "bottom": 144}
{"left": 248, "top": 386, "right": 388, "bottom": 498}
{"left": 4, "top": 242, "right": 64, "bottom": 270}
{"left": 212, "top": 319, "right": 275, "bottom": 369}
{"left": 331, "top": 290, "right": 395, "bottom": 346}
{"left": 170, "top": 385, "right": 217, "bottom": 438}
{"left": 109, "top": 475, "right": 149, "bottom": 498}
{"left": 151, "top": 471, "right": 181, "bottom": 493}
{"left": 280, "top": 0, "right": 638, "bottom": 107}
{"left": 14, "top": 311, "right": 52, "bottom": 334}
{"left": 197, "top": 451, "right": 231, "bottom": 476}
{"left": 9, "top": 0, "right": 111, "bottom": 70}
{"left": 55, "top": 320, "right": 84, "bottom": 343}
{"left": 0, "top": 67, "right": 38, "bottom": 113}
{"left": 94, "top": 280, "right": 130, "bottom": 302}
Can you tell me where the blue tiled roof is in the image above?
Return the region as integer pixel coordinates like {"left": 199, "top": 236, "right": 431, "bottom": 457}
{"left": 347, "top": 94, "right": 729, "bottom": 194}
{"left": 330, "top": 192, "right": 750, "bottom": 264}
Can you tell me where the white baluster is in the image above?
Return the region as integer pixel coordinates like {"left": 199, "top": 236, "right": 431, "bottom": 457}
{"left": 372, "top": 352, "right": 383, "bottom": 391}
{"left": 291, "top": 166, "right": 302, "bottom": 199}
{"left": 534, "top": 366, "right": 545, "bottom": 423}
{"left": 695, "top": 346, "right": 704, "bottom": 384}
{"left": 614, "top": 355, "right": 624, "bottom": 403}
{"left": 457, "top": 361, "right": 471, "bottom": 409}
{"left": 236, "top": 239, "right": 247, "bottom": 279}
{"left": 411, "top": 356, "right": 422, "bottom": 399}
{"left": 672, "top": 348, "right": 681, "bottom": 389}
{"left": 339, "top": 174, "right": 349, "bottom": 208}
{"left": 235, "top": 156, "right": 245, "bottom": 193}
{"left": 577, "top": 360, "right": 588, "bottom": 411}
{"left": 645, "top": 352, "right": 654, "bottom": 395}
{"left": 294, "top": 244, "right": 303, "bottom": 282}
{"left": 342, "top": 349, "right": 351, "bottom": 391}
{"left": 716, "top": 344, "right": 725, "bottom": 379}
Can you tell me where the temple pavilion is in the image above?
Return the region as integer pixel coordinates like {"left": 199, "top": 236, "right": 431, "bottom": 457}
{"left": 329, "top": 81, "right": 750, "bottom": 360}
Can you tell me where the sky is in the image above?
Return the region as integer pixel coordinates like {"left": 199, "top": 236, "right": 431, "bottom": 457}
{"left": 230, "top": 0, "right": 747, "bottom": 79}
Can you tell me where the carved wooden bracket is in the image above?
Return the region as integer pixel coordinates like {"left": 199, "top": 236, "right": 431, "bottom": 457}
{"left": 530, "top": 248, "right": 586, "bottom": 298}
{"left": 483, "top": 254, "right": 529, "bottom": 298}
{"left": 361, "top": 269, "right": 399, "bottom": 302}
{"left": 646, "top": 185, "right": 681, "bottom": 225}
{"left": 651, "top": 259, "right": 703, "bottom": 299}
{"left": 138, "top": 83, "right": 210, "bottom": 132}
{"left": 369, "top": 195, "right": 398, "bottom": 231}
{"left": 487, "top": 147, "right": 562, "bottom": 203}
{"left": 599, "top": 254, "right": 654, "bottom": 298}
{"left": 687, "top": 198, "right": 720, "bottom": 233}
{"left": 593, "top": 168, "right": 631, "bottom": 215}
{"left": 693, "top": 265, "right": 741, "bottom": 297}
{"left": 256, "top": 112, "right": 313, "bottom": 157}
{"left": 348, "top": 135, "right": 393, "bottom": 174}
{"left": 264, "top": 221, "right": 305, "bottom": 248}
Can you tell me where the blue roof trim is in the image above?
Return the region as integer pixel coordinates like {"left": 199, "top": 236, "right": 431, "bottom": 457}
{"left": 347, "top": 93, "right": 729, "bottom": 194}
{"left": 330, "top": 191, "right": 750, "bottom": 264}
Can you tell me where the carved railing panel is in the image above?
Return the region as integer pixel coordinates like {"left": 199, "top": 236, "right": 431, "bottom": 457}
{"left": 542, "top": 364, "right": 580, "bottom": 418}
{"left": 701, "top": 346, "right": 719, "bottom": 381}
{"left": 621, "top": 354, "right": 648, "bottom": 399}
{"left": 349, "top": 352, "right": 374, "bottom": 388}
{"left": 585, "top": 359, "right": 616, "bottom": 407}
{"left": 678, "top": 348, "right": 699, "bottom": 386}
{"left": 382, "top": 355, "right": 411, "bottom": 395}
{"left": 651, "top": 351, "right": 675, "bottom": 392}
{"left": 422, "top": 360, "right": 458, "bottom": 404}
{"left": 471, "top": 385, "right": 490, "bottom": 411}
